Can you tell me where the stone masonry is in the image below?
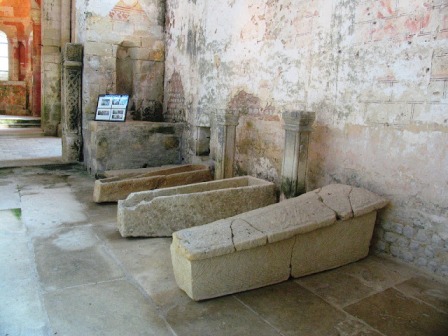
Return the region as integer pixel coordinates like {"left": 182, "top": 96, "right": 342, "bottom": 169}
{"left": 165, "top": 0, "right": 448, "bottom": 278}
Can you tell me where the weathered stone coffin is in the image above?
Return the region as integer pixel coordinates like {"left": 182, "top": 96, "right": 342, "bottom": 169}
{"left": 171, "top": 184, "right": 388, "bottom": 301}
{"left": 87, "top": 121, "right": 184, "bottom": 175}
{"left": 99, "top": 165, "right": 178, "bottom": 179}
{"left": 93, "top": 165, "right": 212, "bottom": 203}
{"left": 117, "top": 176, "right": 277, "bottom": 237}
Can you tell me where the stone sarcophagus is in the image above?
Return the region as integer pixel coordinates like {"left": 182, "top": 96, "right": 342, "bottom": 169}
{"left": 117, "top": 176, "right": 277, "bottom": 237}
{"left": 171, "top": 184, "right": 388, "bottom": 301}
{"left": 93, "top": 165, "right": 212, "bottom": 203}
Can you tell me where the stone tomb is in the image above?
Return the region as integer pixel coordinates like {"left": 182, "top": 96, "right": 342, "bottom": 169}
{"left": 93, "top": 165, "right": 212, "bottom": 203}
{"left": 171, "top": 184, "right": 388, "bottom": 301}
{"left": 117, "top": 176, "right": 277, "bottom": 237}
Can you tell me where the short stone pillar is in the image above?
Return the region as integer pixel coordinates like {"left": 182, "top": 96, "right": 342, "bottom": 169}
{"left": 214, "top": 112, "right": 239, "bottom": 180}
{"left": 281, "top": 111, "right": 315, "bottom": 198}
{"left": 61, "top": 43, "right": 83, "bottom": 162}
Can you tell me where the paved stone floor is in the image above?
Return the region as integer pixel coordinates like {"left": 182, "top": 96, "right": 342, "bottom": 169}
{"left": 0, "top": 128, "right": 62, "bottom": 168}
{"left": 0, "top": 164, "right": 447, "bottom": 336}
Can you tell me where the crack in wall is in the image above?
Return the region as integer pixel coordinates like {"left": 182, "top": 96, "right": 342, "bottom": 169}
{"left": 237, "top": 217, "right": 266, "bottom": 235}
{"left": 229, "top": 219, "right": 236, "bottom": 250}
{"left": 316, "top": 192, "right": 339, "bottom": 220}
{"left": 288, "top": 235, "right": 298, "bottom": 278}
{"left": 347, "top": 187, "right": 355, "bottom": 218}
{"left": 228, "top": 217, "right": 267, "bottom": 251}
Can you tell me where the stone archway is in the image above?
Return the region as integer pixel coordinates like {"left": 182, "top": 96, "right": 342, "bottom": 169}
{"left": 0, "top": 0, "right": 40, "bottom": 117}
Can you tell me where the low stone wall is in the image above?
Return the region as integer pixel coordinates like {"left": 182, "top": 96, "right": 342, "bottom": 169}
{"left": 171, "top": 184, "right": 388, "bottom": 301}
{"left": 93, "top": 165, "right": 212, "bottom": 203}
{"left": 87, "top": 121, "right": 184, "bottom": 174}
{"left": 117, "top": 176, "right": 277, "bottom": 237}
{"left": 0, "top": 82, "right": 28, "bottom": 115}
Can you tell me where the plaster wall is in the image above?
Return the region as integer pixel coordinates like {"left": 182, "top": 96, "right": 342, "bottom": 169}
{"left": 74, "top": 0, "right": 166, "bottom": 171}
{"left": 165, "top": 0, "right": 448, "bottom": 277}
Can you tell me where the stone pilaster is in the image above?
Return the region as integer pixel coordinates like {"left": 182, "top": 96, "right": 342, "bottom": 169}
{"left": 281, "top": 111, "right": 315, "bottom": 198}
{"left": 61, "top": 43, "right": 83, "bottom": 162}
{"left": 214, "top": 112, "right": 239, "bottom": 180}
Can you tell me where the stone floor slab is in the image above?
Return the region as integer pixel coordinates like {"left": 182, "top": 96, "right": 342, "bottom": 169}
{"left": 0, "top": 235, "right": 33, "bottom": 282}
{"left": 236, "top": 281, "right": 375, "bottom": 336}
{"left": 0, "top": 235, "right": 49, "bottom": 335}
{"left": 21, "top": 185, "right": 88, "bottom": 230}
{"left": 396, "top": 276, "right": 448, "bottom": 314}
{"left": 44, "top": 280, "right": 173, "bottom": 336}
{"left": 0, "top": 180, "right": 20, "bottom": 210}
{"left": 34, "top": 226, "right": 125, "bottom": 291}
{"left": 334, "top": 255, "right": 416, "bottom": 290}
{"left": 102, "top": 233, "right": 182, "bottom": 309}
{"left": 0, "top": 208, "right": 25, "bottom": 234}
{"left": 296, "top": 268, "right": 377, "bottom": 308}
{"left": 164, "top": 294, "right": 281, "bottom": 336}
{"left": 0, "top": 135, "right": 61, "bottom": 164}
{"left": 344, "top": 287, "right": 448, "bottom": 336}
{"left": 0, "top": 278, "right": 50, "bottom": 336}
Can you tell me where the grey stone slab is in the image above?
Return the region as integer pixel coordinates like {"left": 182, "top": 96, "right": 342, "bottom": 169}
{"left": 0, "top": 278, "right": 50, "bottom": 336}
{"left": 0, "top": 208, "right": 25, "bottom": 234}
{"left": 317, "top": 184, "right": 353, "bottom": 220}
{"left": 0, "top": 235, "right": 33, "bottom": 282}
{"left": 17, "top": 171, "right": 70, "bottom": 191}
{"left": 396, "top": 276, "right": 448, "bottom": 314}
{"left": 0, "top": 237, "right": 49, "bottom": 335}
{"left": 0, "top": 180, "right": 21, "bottom": 210}
{"left": 236, "top": 281, "right": 374, "bottom": 336}
{"left": 34, "top": 226, "right": 125, "bottom": 291}
{"left": 345, "top": 288, "right": 448, "bottom": 336}
{"left": 21, "top": 185, "right": 88, "bottom": 230}
{"left": 296, "top": 269, "right": 377, "bottom": 308}
{"left": 334, "top": 255, "right": 415, "bottom": 291}
{"left": 102, "top": 235, "right": 181, "bottom": 309}
{"left": 164, "top": 295, "right": 280, "bottom": 336}
{"left": 44, "top": 280, "right": 173, "bottom": 336}
{"left": 84, "top": 201, "right": 118, "bottom": 225}
{"left": 349, "top": 186, "right": 388, "bottom": 217}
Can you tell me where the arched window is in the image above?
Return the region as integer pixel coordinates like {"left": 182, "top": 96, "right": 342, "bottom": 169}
{"left": 0, "top": 31, "right": 9, "bottom": 80}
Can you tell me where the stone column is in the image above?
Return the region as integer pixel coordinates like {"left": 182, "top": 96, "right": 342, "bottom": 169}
{"left": 281, "top": 111, "right": 316, "bottom": 198}
{"left": 61, "top": 43, "right": 83, "bottom": 162}
{"left": 31, "top": 20, "right": 41, "bottom": 116}
{"left": 214, "top": 112, "right": 239, "bottom": 179}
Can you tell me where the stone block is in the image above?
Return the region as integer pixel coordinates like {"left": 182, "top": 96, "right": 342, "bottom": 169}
{"left": 117, "top": 176, "right": 277, "bottom": 237}
{"left": 93, "top": 165, "right": 212, "bottom": 203}
{"left": 84, "top": 42, "right": 114, "bottom": 57}
{"left": 87, "top": 121, "right": 184, "bottom": 175}
{"left": 171, "top": 184, "right": 388, "bottom": 301}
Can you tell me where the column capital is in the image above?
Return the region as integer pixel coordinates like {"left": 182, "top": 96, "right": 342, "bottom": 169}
{"left": 282, "top": 111, "right": 315, "bottom": 132}
{"left": 216, "top": 112, "right": 239, "bottom": 127}
{"left": 63, "top": 43, "right": 83, "bottom": 63}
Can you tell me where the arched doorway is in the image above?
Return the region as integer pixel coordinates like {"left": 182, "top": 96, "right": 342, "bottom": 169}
{"left": 0, "top": 0, "right": 41, "bottom": 118}
{"left": 0, "top": 0, "right": 61, "bottom": 168}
